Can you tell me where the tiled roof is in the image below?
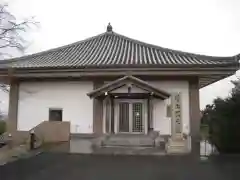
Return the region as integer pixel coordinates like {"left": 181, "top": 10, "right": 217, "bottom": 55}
{"left": 2, "top": 24, "right": 238, "bottom": 69}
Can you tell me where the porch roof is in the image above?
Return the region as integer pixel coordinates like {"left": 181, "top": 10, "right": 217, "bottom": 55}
{"left": 87, "top": 75, "right": 171, "bottom": 99}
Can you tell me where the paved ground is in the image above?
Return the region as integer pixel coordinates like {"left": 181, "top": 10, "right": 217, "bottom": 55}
{"left": 1, "top": 152, "right": 240, "bottom": 180}
{"left": 0, "top": 144, "right": 41, "bottom": 165}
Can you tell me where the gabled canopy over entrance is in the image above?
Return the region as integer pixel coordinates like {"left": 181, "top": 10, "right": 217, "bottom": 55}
{"left": 87, "top": 75, "right": 171, "bottom": 99}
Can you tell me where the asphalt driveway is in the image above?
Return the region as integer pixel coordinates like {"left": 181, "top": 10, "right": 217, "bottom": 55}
{"left": 1, "top": 153, "right": 240, "bottom": 180}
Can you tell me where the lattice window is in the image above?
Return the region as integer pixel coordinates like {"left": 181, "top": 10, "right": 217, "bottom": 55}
{"left": 132, "top": 103, "right": 143, "bottom": 132}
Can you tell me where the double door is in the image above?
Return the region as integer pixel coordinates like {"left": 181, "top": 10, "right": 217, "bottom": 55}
{"left": 115, "top": 100, "right": 147, "bottom": 134}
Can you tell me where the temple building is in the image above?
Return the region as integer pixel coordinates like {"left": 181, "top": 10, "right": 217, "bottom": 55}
{"left": 0, "top": 23, "right": 238, "bottom": 154}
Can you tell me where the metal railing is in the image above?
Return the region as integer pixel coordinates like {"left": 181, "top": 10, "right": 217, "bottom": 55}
{"left": 0, "top": 133, "right": 8, "bottom": 148}
{"left": 0, "top": 132, "right": 8, "bottom": 142}
{"left": 200, "top": 139, "right": 216, "bottom": 157}
{"left": 0, "top": 134, "right": 4, "bottom": 141}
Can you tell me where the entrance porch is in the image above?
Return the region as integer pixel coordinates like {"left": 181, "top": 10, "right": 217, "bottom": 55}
{"left": 88, "top": 75, "right": 189, "bottom": 153}
{"left": 88, "top": 75, "right": 171, "bottom": 136}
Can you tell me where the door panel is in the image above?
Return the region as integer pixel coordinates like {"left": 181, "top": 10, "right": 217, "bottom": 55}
{"left": 132, "top": 103, "right": 143, "bottom": 132}
{"left": 105, "top": 100, "right": 110, "bottom": 133}
{"left": 119, "top": 102, "right": 129, "bottom": 132}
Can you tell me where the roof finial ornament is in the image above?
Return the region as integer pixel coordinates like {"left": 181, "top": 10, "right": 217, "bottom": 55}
{"left": 107, "top": 22, "right": 112, "bottom": 32}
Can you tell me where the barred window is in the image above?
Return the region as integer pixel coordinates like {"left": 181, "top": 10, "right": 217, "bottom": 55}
{"left": 49, "top": 108, "right": 62, "bottom": 121}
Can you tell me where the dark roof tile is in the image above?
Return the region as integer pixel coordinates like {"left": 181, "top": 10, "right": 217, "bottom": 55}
{"left": 1, "top": 30, "right": 238, "bottom": 69}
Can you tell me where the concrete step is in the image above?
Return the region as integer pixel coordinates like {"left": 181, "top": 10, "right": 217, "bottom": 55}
{"left": 93, "top": 146, "right": 166, "bottom": 155}
{"left": 171, "top": 134, "right": 184, "bottom": 141}
{"left": 102, "top": 134, "right": 155, "bottom": 147}
{"left": 168, "top": 140, "right": 186, "bottom": 147}
{"left": 166, "top": 147, "right": 187, "bottom": 154}
{"left": 166, "top": 138, "right": 188, "bottom": 154}
{"left": 70, "top": 133, "right": 97, "bottom": 139}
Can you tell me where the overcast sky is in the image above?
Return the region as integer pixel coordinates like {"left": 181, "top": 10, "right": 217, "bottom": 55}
{"left": 1, "top": 0, "right": 240, "bottom": 111}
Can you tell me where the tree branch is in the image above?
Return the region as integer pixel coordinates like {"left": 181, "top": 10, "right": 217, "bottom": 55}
{"left": 0, "top": 4, "right": 39, "bottom": 92}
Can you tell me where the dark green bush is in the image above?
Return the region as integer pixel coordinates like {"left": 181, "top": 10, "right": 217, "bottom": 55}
{"left": 206, "top": 91, "right": 240, "bottom": 153}
{"left": 0, "top": 121, "right": 6, "bottom": 135}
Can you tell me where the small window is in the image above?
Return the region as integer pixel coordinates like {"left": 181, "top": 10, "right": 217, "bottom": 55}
{"left": 49, "top": 108, "right": 62, "bottom": 121}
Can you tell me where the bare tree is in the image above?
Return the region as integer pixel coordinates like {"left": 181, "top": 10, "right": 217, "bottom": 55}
{"left": 0, "top": 4, "right": 37, "bottom": 59}
{"left": 0, "top": 4, "right": 38, "bottom": 91}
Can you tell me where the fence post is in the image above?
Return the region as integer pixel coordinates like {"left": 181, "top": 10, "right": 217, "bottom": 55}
{"left": 7, "top": 133, "right": 13, "bottom": 149}
{"left": 30, "top": 130, "right": 35, "bottom": 150}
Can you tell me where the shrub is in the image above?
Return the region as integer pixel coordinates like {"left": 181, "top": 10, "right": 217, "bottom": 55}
{"left": 0, "top": 121, "right": 6, "bottom": 135}
{"left": 207, "top": 91, "right": 240, "bottom": 153}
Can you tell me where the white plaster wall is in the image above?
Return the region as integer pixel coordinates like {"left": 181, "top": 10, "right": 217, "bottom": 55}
{"left": 152, "top": 99, "right": 171, "bottom": 135}
{"left": 149, "top": 81, "right": 190, "bottom": 135}
{"left": 17, "top": 81, "right": 93, "bottom": 133}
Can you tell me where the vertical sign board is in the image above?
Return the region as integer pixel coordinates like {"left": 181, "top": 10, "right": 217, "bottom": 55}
{"left": 172, "top": 93, "right": 182, "bottom": 134}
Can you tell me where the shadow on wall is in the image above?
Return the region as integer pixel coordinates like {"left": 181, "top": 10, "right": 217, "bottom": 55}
{"left": 71, "top": 124, "right": 81, "bottom": 133}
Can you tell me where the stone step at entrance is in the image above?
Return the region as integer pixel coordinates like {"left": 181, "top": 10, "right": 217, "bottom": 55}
{"left": 101, "top": 134, "right": 156, "bottom": 147}
{"left": 68, "top": 133, "right": 168, "bottom": 155}
{"left": 166, "top": 145, "right": 187, "bottom": 154}
{"left": 166, "top": 136, "right": 189, "bottom": 154}
{"left": 90, "top": 134, "right": 167, "bottom": 155}
{"left": 92, "top": 146, "right": 166, "bottom": 155}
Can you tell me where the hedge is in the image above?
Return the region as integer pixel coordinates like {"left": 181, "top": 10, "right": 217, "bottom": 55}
{"left": 0, "top": 121, "right": 6, "bottom": 135}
